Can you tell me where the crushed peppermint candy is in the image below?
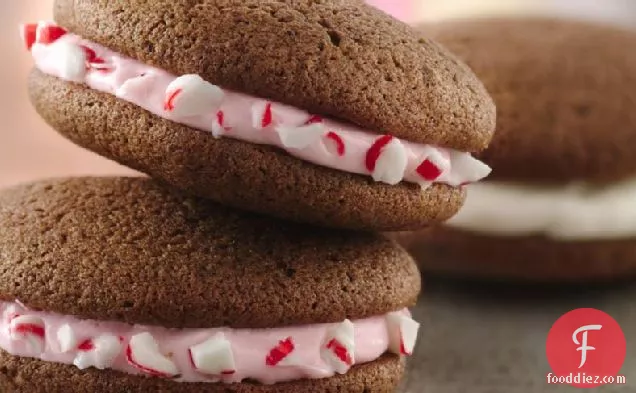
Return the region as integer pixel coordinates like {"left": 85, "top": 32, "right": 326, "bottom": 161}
{"left": 265, "top": 337, "right": 295, "bottom": 366}
{"left": 0, "top": 301, "right": 418, "bottom": 385}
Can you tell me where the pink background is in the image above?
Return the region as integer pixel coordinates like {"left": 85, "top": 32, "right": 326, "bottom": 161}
{"left": 366, "top": 0, "right": 414, "bottom": 22}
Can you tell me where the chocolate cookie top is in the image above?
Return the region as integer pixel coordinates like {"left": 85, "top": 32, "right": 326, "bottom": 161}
{"left": 424, "top": 18, "right": 636, "bottom": 183}
{"left": 0, "top": 177, "right": 420, "bottom": 328}
{"left": 52, "top": 0, "right": 495, "bottom": 151}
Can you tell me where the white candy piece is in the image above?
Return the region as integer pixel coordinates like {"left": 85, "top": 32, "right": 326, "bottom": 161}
{"left": 321, "top": 319, "right": 355, "bottom": 374}
{"left": 116, "top": 73, "right": 156, "bottom": 100}
{"left": 448, "top": 150, "right": 492, "bottom": 186}
{"left": 9, "top": 315, "right": 46, "bottom": 354}
{"left": 189, "top": 333, "right": 236, "bottom": 375}
{"left": 52, "top": 41, "right": 87, "bottom": 82}
{"left": 211, "top": 111, "right": 227, "bottom": 138}
{"left": 274, "top": 104, "right": 315, "bottom": 127}
{"left": 276, "top": 353, "right": 303, "bottom": 367}
{"left": 74, "top": 335, "right": 122, "bottom": 370}
{"left": 276, "top": 123, "right": 326, "bottom": 150}
{"left": 127, "top": 332, "right": 179, "bottom": 377}
{"left": 386, "top": 313, "right": 420, "bottom": 356}
{"left": 164, "top": 74, "right": 224, "bottom": 117}
{"left": 372, "top": 138, "right": 408, "bottom": 185}
{"left": 2, "top": 304, "right": 22, "bottom": 323}
{"left": 57, "top": 324, "right": 77, "bottom": 353}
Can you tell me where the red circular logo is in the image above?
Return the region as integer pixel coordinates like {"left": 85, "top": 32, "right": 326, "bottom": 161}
{"left": 546, "top": 308, "right": 626, "bottom": 388}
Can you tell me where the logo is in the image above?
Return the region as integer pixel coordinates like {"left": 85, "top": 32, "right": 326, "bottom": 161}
{"left": 572, "top": 324, "right": 602, "bottom": 368}
{"left": 546, "top": 308, "right": 626, "bottom": 388}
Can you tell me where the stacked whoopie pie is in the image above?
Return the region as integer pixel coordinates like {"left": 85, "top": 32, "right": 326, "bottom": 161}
{"left": 0, "top": 178, "right": 424, "bottom": 392}
{"left": 3, "top": 1, "right": 495, "bottom": 392}
{"left": 399, "top": 18, "right": 636, "bottom": 281}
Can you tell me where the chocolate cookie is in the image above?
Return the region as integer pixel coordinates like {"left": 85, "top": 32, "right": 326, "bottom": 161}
{"left": 23, "top": 0, "right": 495, "bottom": 231}
{"left": 0, "top": 177, "right": 421, "bottom": 391}
{"left": 424, "top": 18, "right": 636, "bottom": 183}
{"left": 393, "top": 228, "right": 636, "bottom": 282}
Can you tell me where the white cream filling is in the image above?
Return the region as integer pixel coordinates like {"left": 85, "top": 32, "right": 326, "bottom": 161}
{"left": 447, "top": 177, "right": 636, "bottom": 240}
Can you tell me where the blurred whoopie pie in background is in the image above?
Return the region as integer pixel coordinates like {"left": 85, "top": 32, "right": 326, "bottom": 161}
{"left": 396, "top": 18, "right": 636, "bottom": 281}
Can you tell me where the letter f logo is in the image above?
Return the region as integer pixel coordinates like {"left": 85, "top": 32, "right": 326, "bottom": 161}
{"left": 572, "top": 324, "right": 603, "bottom": 368}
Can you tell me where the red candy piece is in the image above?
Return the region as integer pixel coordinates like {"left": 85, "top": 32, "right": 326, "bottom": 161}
{"left": 416, "top": 159, "right": 443, "bottom": 181}
{"left": 365, "top": 134, "right": 394, "bottom": 172}
{"left": 261, "top": 102, "right": 273, "bottom": 128}
{"left": 13, "top": 323, "right": 45, "bottom": 338}
{"left": 20, "top": 24, "right": 37, "bottom": 50}
{"left": 78, "top": 339, "right": 95, "bottom": 351}
{"left": 265, "top": 337, "right": 295, "bottom": 366}
{"left": 164, "top": 89, "right": 182, "bottom": 112}
{"left": 326, "top": 132, "right": 346, "bottom": 156}
{"left": 217, "top": 111, "right": 225, "bottom": 126}
{"left": 36, "top": 24, "right": 67, "bottom": 45}
{"left": 326, "top": 338, "right": 353, "bottom": 366}
{"left": 212, "top": 110, "right": 231, "bottom": 136}
{"left": 80, "top": 46, "right": 97, "bottom": 62}
{"left": 221, "top": 370, "right": 236, "bottom": 375}
{"left": 305, "top": 115, "right": 323, "bottom": 124}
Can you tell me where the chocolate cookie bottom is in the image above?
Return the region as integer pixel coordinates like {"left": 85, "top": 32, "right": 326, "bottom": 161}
{"left": 393, "top": 228, "right": 636, "bottom": 282}
{"left": 0, "top": 351, "right": 403, "bottom": 393}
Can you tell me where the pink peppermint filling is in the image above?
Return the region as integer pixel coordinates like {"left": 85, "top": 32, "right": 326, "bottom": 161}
{"left": 24, "top": 22, "right": 491, "bottom": 187}
{"left": 0, "top": 301, "right": 419, "bottom": 385}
